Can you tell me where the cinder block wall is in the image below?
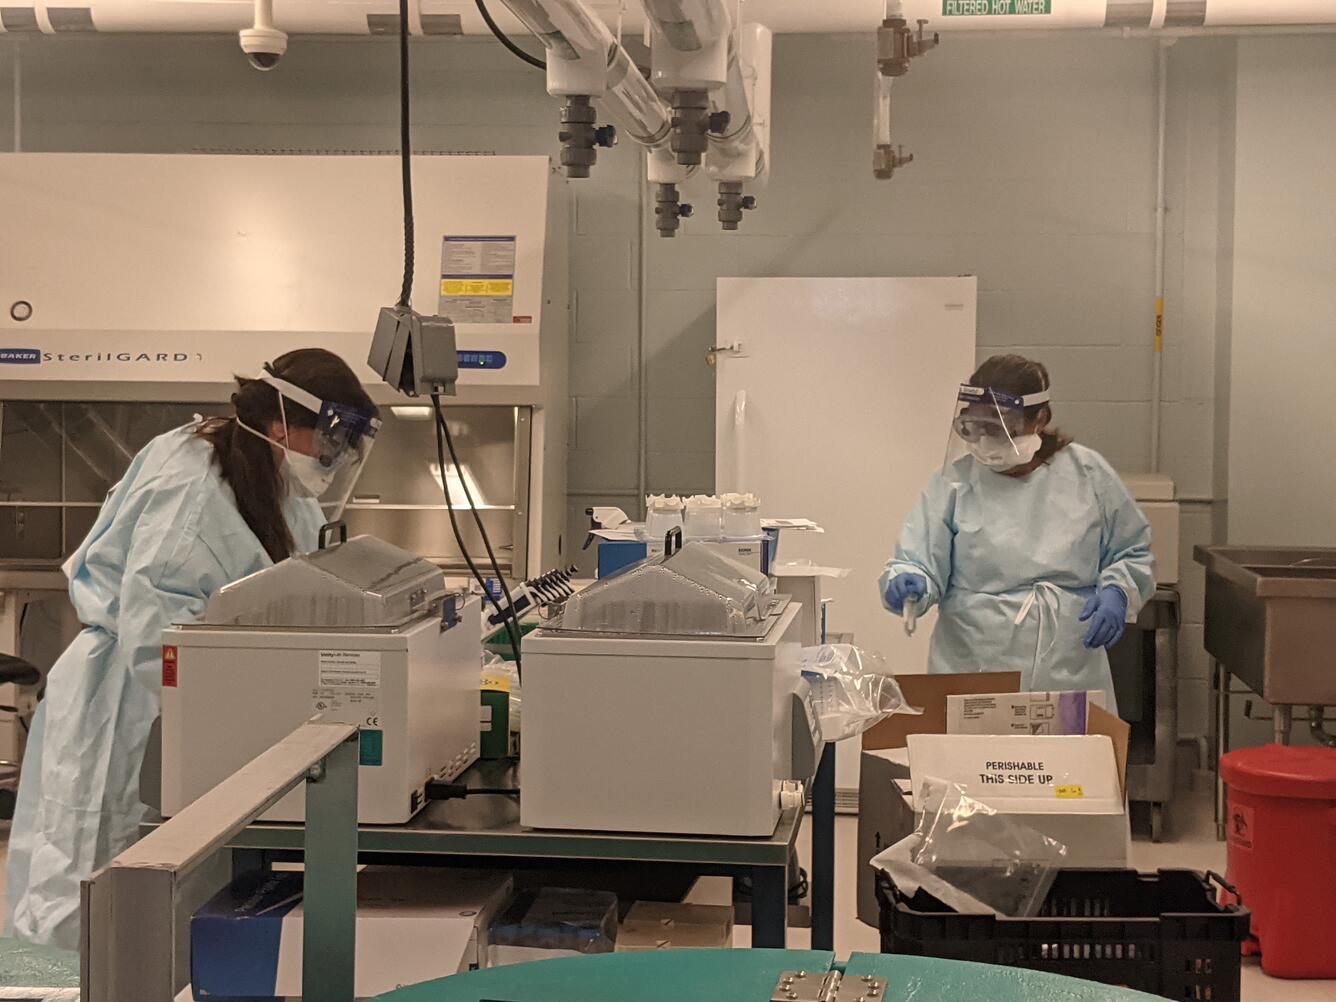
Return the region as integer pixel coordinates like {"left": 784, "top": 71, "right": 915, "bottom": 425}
{"left": 0, "top": 31, "right": 1238, "bottom": 740}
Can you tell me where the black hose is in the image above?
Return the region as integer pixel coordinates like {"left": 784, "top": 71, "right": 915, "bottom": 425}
{"left": 397, "top": 0, "right": 415, "bottom": 309}
{"left": 475, "top": 0, "right": 546, "bottom": 70}
{"left": 436, "top": 399, "right": 523, "bottom": 669}
{"left": 431, "top": 394, "right": 523, "bottom": 676}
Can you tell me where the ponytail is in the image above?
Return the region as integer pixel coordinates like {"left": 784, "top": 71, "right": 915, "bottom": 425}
{"left": 196, "top": 400, "right": 294, "bottom": 564}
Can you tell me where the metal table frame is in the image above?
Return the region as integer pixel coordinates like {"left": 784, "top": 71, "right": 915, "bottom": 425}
{"left": 88, "top": 721, "right": 360, "bottom": 1002}
{"left": 145, "top": 753, "right": 839, "bottom": 951}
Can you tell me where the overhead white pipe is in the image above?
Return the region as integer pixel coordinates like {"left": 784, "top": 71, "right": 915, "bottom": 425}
{"left": 498, "top": 0, "right": 669, "bottom": 141}
{"left": 4, "top": 1, "right": 1336, "bottom": 35}
{"left": 495, "top": 0, "right": 672, "bottom": 176}
{"left": 640, "top": 0, "right": 731, "bottom": 90}
{"left": 703, "top": 21, "right": 769, "bottom": 230}
{"left": 706, "top": 22, "right": 770, "bottom": 183}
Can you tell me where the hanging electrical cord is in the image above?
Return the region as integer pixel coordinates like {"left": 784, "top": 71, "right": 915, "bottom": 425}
{"left": 475, "top": 0, "right": 546, "bottom": 70}
{"left": 431, "top": 394, "right": 523, "bottom": 675}
{"left": 434, "top": 397, "right": 522, "bottom": 625}
{"left": 391, "top": 1, "right": 524, "bottom": 674}
{"left": 396, "top": 0, "right": 414, "bottom": 309}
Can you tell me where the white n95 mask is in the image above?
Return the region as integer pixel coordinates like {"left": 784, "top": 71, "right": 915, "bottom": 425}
{"left": 967, "top": 434, "right": 1042, "bottom": 470}
{"left": 282, "top": 449, "right": 342, "bottom": 498}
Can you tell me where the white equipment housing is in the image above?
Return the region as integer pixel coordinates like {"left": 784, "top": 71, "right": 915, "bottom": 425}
{"left": 160, "top": 536, "right": 482, "bottom": 824}
{"left": 0, "top": 152, "right": 569, "bottom": 578}
{"left": 520, "top": 544, "right": 806, "bottom": 836}
{"left": 522, "top": 602, "right": 802, "bottom": 836}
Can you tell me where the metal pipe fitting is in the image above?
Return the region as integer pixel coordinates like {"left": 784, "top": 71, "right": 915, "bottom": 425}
{"left": 653, "top": 182, "right": 693, "bottom": 237}
{"left": 716, "top": 180, "right": 756, "bottom": 231}
{"left": 557, "top": 94, "right": 616, "bottom": 178}
{"left": 669, "top": 89, "right": 712, "bottom": 166}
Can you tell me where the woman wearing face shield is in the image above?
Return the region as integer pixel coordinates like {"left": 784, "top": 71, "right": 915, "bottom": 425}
{"left": 3, "top": 348, "right": 380, "bottom": 948}
{"left": 880, "top": 354, "right": 1154, "bottom": 711}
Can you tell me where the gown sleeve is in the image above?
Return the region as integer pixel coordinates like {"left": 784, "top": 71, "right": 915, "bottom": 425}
{"left": 118, "top": 483, "right": 239, "bottom": 695}
{"left": 880, "top": 473, "right": 959, "bottom": 611}
{"left": 1091, "top": 455, "right": 1157, "bottom": 619}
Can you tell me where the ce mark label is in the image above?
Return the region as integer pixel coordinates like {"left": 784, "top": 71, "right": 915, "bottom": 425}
{"left": 365, "top": 715, "right": 381, "bottom": 727}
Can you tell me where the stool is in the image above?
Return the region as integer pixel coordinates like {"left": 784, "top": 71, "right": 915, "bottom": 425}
{"left": 1220, "top": 745, "right": 1336, "bottom": 979}
{"left": 0, "top": 653, "right": 41, "bottom": 821}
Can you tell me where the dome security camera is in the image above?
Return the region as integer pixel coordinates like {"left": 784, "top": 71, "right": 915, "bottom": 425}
{"left": 239, "top": 24, "right": 288, "bottom": 71}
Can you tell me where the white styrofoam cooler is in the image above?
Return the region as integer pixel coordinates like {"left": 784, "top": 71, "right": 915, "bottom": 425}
{"left": 520, "top": 602, "right": 804, "bottom": 836}
{"left": 160, "top": 596, "right": 482, "bottom": 824}
{"left": 1120, "top": 472, "right": 1180, "bottom": 585}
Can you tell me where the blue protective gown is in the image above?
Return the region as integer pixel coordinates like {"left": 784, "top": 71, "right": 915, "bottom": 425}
{"left": 3, "top": 424, "right": 323, "bottom": 948}
{"left": 881, "top": 443, "right": 1155, "bottom": 710}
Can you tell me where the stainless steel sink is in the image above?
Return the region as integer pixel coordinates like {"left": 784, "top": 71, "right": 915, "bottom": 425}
{"left": 1194, "top": 545, "right": 1336, "bottom": 704}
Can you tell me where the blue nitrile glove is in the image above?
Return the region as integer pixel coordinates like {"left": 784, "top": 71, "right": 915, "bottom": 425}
{"left": 1079, "top": 585, "right": 1129, "bottom": 650}
{"left": 884, "top": 573, "right": 927, "bottom": 615}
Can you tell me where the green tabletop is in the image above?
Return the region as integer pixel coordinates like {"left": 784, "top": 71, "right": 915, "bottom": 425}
{"left": 0, "top": 936, "right": 80, "bottom": 994}
{"left": 375, "top": 949, "right": 1162, "bottom": 1001}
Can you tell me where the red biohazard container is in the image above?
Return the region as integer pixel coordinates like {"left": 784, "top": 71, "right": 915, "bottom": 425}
{"left": 1219, "top": 745, "right": 1336, "bottom": 979}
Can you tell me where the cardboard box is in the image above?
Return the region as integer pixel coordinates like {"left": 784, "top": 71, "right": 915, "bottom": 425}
{"left": 857, "top": 673, "right": 1021, "bottom": 927}
{"left": 857, "top": 674, "right": 1131, "bottom": 926}
{"left": 856, "top": 752, "right": 916, "bottom": 926}
{"left": 907, "top": 724, "right": 1130, "bottom": 869}
{"left": 616, "top": 902, "right": 734, "bottom": 952}
{"left": 191, "top": 867, "right": 513, "bottom": 1000}
{"left": 862, "top": 672, "right": 1023, "bottom": 750}
{"left": 946, "top": 690, "right": 1107, "bottom": 737}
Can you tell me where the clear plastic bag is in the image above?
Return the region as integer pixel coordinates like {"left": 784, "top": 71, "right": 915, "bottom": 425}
{"left": 799, "top": 644, "right": 919, "bottom": 743}
{"left": 910, "top": 778, "right": 1068, "bottom": 917}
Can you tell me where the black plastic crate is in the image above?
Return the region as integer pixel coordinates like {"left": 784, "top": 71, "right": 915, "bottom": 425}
{"left": 877, "top": 868, "right": 1250, "bottom": 1001}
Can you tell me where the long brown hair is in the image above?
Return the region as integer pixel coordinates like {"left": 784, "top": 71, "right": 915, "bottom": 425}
{"left": 196, "top": 348, "right": 378, "bottom": 563}
{"left": 968, "top": 354, "right": 1071, "bottom": 465}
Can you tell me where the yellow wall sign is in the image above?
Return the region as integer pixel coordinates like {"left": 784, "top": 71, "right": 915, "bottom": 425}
{"left": 441, "top": 279, "right": 514, "bottom": 298}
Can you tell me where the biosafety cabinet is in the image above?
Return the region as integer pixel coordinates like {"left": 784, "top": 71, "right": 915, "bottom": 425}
{"left": 520, "top": 545, "right": 807, "bottom": 837}
{"left": 161, "top": 535, "right": 482, "bottom": 824}
{"left": 0, "top": 153, "right": 569, "bottom": 579}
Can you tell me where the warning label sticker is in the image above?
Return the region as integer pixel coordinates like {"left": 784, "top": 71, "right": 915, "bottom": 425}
{"left": 440, "top": 235, "right": 517, "bottom": 323}
{"left": 318, "top": 650, "right": 382, "bottom": 689}
{"left": 1228, "top": 804, "right": 1255, "bottom": 851}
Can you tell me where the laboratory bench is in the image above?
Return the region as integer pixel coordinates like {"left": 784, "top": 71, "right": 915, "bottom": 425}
{"left": 141, "top": 754, "right": 840, "bottom": 952}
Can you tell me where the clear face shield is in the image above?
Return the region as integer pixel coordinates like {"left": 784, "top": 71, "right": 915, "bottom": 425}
{"left": 944, "top": 384, "right": 1050, "bottom": 473}
{"left": 247, "top": 374, "right": 381, "bottom": 521}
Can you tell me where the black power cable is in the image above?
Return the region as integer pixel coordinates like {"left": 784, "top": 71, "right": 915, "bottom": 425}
{"left": 393, "top": 3, "right": 523, "bottom": 674}
{"left": 475, "top": 0, "right": 546, "bottom": 70}
{"left": 425, "top": 780, "right": 519, "bottom": 801}
{"left": 432, "top": 395, "right": 524, "bottom": 674}
{"left": 397, "top": 0, "right": 415, "bottom": 309}
{"left": 431, "top": 394, "right": 523, "bottom": 675}
{"left": 390, "top": 1, "right": 526, "bottom": 676}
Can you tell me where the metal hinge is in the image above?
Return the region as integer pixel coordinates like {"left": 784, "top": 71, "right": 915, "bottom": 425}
{"left": 771, "top": 971, "right": 887, "bottom": 1002}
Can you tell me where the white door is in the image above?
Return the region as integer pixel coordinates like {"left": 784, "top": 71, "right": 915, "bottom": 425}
{"left": 714, "top": 277, "right": 977, "bottom": 789}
